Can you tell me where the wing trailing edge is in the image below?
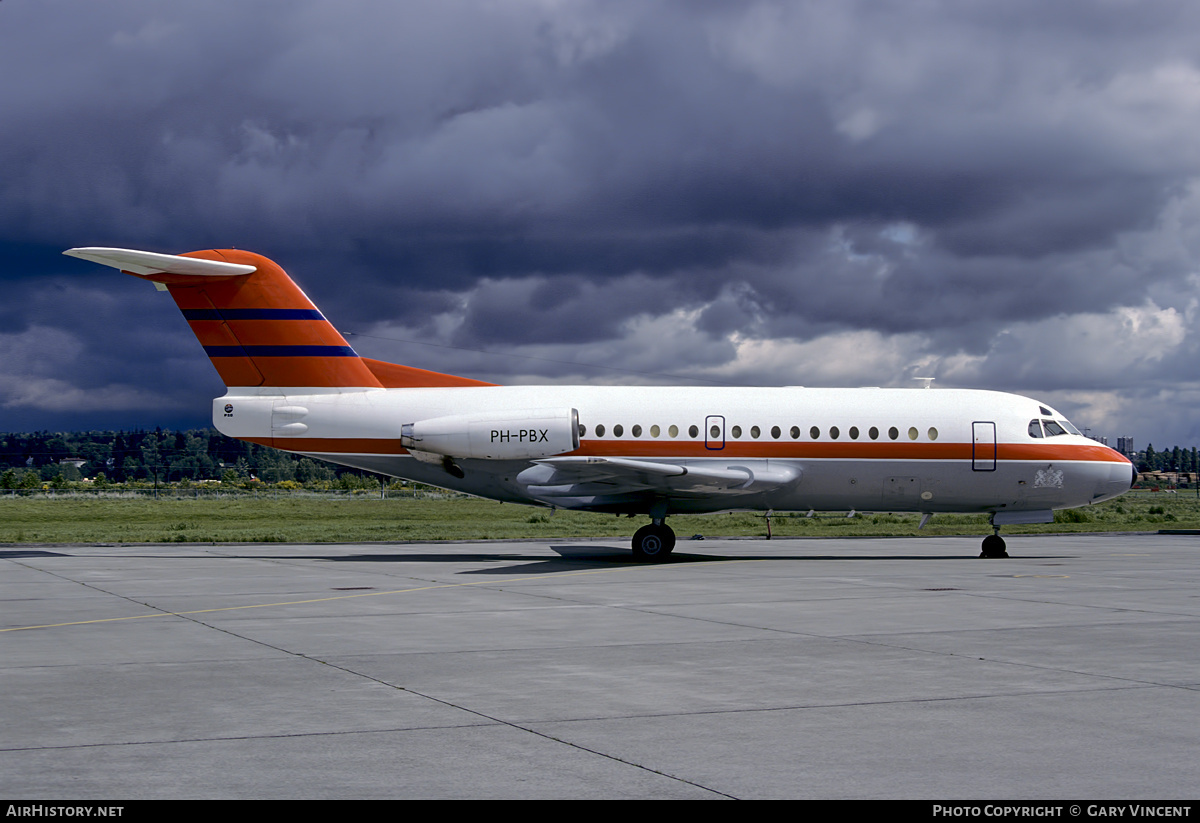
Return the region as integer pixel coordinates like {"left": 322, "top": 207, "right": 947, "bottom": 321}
{"left": 518, "top": 456, "right": 801, "bottom": 498}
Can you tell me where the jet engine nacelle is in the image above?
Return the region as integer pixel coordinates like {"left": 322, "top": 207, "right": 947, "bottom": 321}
{"left": 401, "top": 408, "right": 580, "bottom": 460}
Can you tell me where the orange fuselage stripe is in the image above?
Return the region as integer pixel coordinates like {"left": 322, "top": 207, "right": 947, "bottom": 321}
{"left": 246, "top": 437, "right": 1129, "bottom": 464}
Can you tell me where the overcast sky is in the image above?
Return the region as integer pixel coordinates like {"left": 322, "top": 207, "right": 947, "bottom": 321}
{"left": 5, "top": 0, "right": 1200, "bottom": 448}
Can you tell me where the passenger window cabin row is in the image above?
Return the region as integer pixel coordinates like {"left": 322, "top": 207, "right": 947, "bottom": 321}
{"left": 581, "top": 423, "right": 941, "bottom": 441}
{"left": 578, "top": 416, "right": 1079, "bottom": 443}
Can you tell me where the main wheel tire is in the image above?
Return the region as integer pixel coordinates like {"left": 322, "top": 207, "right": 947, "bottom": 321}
{"left": 980, "top": 534, "right": 1008, "bottom": 558}
{"left": 632, "top": 524, "right": 675, "bottom": 561}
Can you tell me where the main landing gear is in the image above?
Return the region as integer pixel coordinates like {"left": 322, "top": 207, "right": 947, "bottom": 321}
{"left": 632, "top": 520, "right": 676, "bottom": 561}
{"left": 631, "top": 514, "right": 1013, "bottom": 559}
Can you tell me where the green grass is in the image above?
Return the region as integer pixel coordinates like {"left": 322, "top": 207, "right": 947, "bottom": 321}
{"left": 1, "top": 490, "right": 1197, "bottom": 544}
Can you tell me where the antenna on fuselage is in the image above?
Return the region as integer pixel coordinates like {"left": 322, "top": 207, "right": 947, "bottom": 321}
{"left": 913, "top": 377, "right": 936, "bottom": 389}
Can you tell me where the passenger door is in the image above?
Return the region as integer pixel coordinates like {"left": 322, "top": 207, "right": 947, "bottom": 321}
{"left": 972, "top": 421, "right": 996, "bottom": 471}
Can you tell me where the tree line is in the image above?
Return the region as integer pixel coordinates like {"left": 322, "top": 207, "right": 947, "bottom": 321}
{"left": 1139, "top": 444, "right": 1198, "bottom": 475}
{"left": 0, "top": 428, "right": 382, "bottom": 490}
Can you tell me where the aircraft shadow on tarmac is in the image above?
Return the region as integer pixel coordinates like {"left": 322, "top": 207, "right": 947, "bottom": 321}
{"left": 244, "top": 545, "right": 1069, "bottom": 574}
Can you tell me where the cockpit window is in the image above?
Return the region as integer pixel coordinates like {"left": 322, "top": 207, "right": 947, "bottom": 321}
{"left": 1042, "top": 419, "right": 1068, "bottom": 437}
{"left": 1032, "top": 411, "right": 1083, "bottom": 438}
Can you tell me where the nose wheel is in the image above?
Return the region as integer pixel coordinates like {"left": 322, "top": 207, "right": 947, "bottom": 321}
{"left": 980, "top": 531, "right": 1008, "bottom": 558}
{"left": 632, "top": 522, "right": 676, "bottom": 561}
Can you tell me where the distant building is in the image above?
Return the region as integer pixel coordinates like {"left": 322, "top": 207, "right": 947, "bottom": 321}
{"left": 1117, "top": 436, "right": 1134, "bottom": 457}
{"left": 1088, "top": 435, "right": 1109, "bottom": 446}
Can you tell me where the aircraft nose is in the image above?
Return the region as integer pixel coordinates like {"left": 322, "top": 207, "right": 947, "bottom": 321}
{"left": 1092, "top": 459, "right": 1136, "bottom": 502}
{"left": 1084, "top": 458, "right": 1137, "bottom": 503}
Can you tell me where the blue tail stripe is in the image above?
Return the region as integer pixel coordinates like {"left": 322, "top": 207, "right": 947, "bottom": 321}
{"left": 204, "top": 345, "right": 358, "bottom": 357}
{"left": 183, "top": 309, "right": 325, "bottom": 321}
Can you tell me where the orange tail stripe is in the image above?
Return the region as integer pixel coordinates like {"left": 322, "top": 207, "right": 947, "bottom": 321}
{"left": 206, "top": 356, "right": 381, "bottom": 388}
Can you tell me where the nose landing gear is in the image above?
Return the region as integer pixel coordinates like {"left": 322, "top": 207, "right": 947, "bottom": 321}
{"left": 982, "top": 510, "right": 1054, "bottom": 558}
{"left": 981, "top": 521, "right": 1009, "bottom": 558}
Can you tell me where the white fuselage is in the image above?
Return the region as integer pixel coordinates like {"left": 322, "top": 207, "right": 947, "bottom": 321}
{"left": 214, "top": 385, "right": 1134, "bottom": 518}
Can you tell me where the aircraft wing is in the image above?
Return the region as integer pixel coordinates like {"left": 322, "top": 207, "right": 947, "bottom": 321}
{"left": 516, "top": 456, "right": 800, "bottom": 498}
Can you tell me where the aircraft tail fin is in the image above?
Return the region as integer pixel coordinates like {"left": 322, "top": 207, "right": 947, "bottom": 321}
{"left": 64, "top": 247, "right": 492, "bottom": 389}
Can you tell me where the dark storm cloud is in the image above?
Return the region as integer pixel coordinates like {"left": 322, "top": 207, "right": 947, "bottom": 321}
{"left": 5, "top": 1, "right": 1200, "bottom": 443}
{"left": 451, "top": 271, "right": 689, "bottom": 348}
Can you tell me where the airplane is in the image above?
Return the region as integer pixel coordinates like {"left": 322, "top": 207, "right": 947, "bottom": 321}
{"left": 64, "top": 246, "right": 1136, "bottom": 560}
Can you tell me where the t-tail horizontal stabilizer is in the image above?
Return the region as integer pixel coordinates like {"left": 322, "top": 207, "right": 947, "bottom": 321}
{"left": 63, "top": 247, "right": 257, "bottom": 280}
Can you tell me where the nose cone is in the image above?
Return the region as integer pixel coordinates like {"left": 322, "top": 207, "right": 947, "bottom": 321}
{"left": 1090, "top": 451, "right": 1136, "bottom": 503}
